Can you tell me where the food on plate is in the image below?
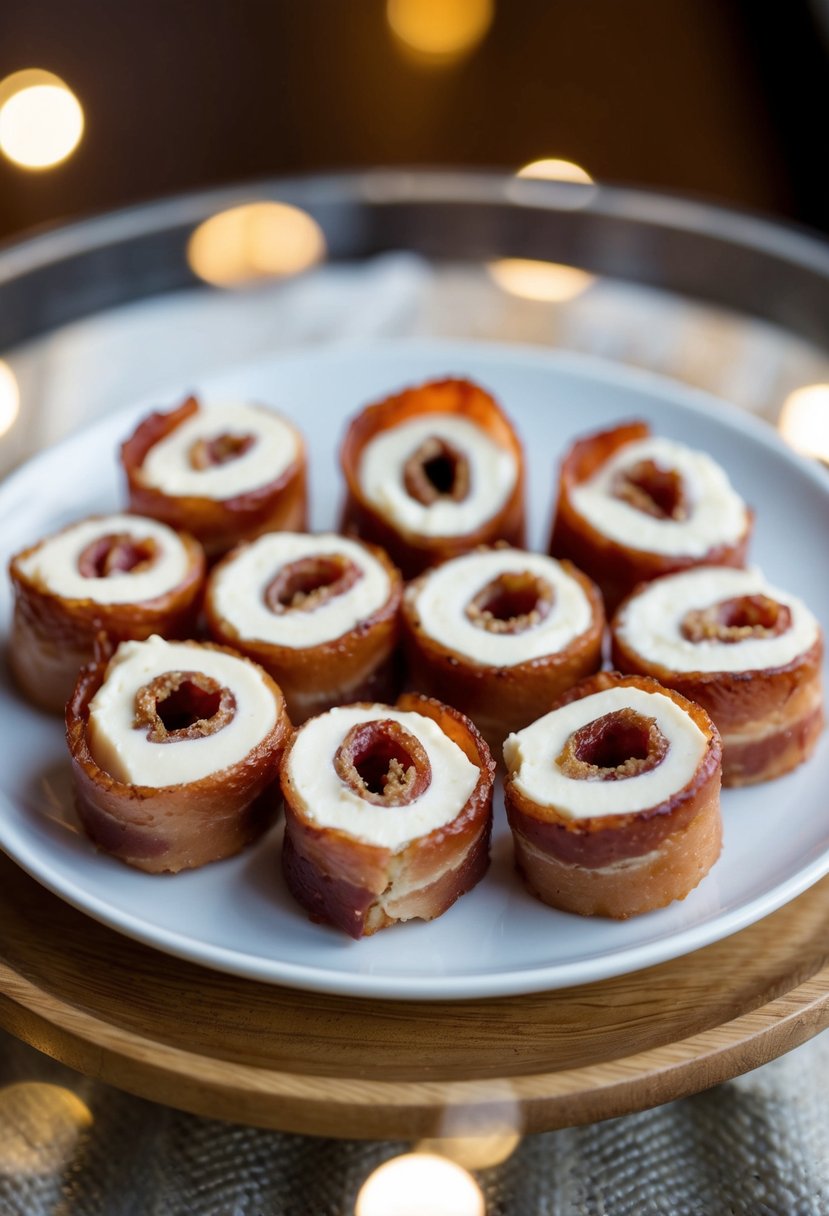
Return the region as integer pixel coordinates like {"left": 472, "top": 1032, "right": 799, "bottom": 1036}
{"left": 611, "top": 566, "right": 824, "bottom": 786}
{"left": 8, "top": 514, "right": 205, "bottom": 713}
{"left": 549, "top": 420, "right": 752, "bottom": 612}
{"left": 340, "top": 378, "right": 525, "bottom": 577}
{"left": 121, "top": 395, "right": 307, "bottom": 558}
{"left": 280, "top": 693, "right": 494, "bottom": 937}
{"left": 401, "top": 545, "right": 604, "bottom": 751}
{"left": 503, "top": 671, "right": 722, "bottom": 918}
{"left": 66, "top": 635, "right": 292, "bottom": 872}
{"left": 205, "top": 532, "right": 402, "bottom": 723}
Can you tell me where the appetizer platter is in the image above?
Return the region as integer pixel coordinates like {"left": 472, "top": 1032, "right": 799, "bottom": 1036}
{"left": 0, "top": 339, "right": 827, "bottom": 1000}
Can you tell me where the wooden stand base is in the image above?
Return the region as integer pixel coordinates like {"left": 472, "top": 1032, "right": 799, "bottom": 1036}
{"left": 1, "top": 852, "right": 828, "bottom": 1140}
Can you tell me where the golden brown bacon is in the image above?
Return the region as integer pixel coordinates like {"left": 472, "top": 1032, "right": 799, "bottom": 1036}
{"left": 280, "top": 693, "right": 495, "bottom": 938}
{"left": 204, "top": 539, "right": 403, "bottom": 724}
{"left": 121, "top": 396, "right": 308, "bottom": 559}
{"left": 503, "top": 672, "right": 723, "bottom": 919}
{"left": 611, "top": 591, "right": 824, "bottom": 787}
{"left": 549, "top": 421, "right": 752, "bottom": 613}
{"left": 340, "top": 378, "right": 526, "bottom": 578}
{"left": 9, "top": 520, "right": 205, "bottom": 714}
{"left": 401, "top": 553, "right": 604, "bottom": 753}
{"left": 66, "top": 640, "right": 292, "bottom": 874}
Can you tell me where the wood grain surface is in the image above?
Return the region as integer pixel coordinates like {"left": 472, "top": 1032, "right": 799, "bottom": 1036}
{"left": 1, "top": 851, "right": 828, "bottom": 1139}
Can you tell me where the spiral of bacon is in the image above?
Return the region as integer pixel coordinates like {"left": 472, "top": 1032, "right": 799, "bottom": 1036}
{"left": 611, "top": 568, "right": 824, "bottom": 786}
{"left": 9, "top": 515, "right": 205, "bottom": 714}
{"left": 340, "top": 378, "right": 526, "bottom": 578}
{"left": 503, "top": 672, "right": 722, "bottom": 919}
{"left": 66, "top": 637, "right": 292, "bottom": 873}
{"left": 205, "top": 533, "right": 403, "bottom": 723}
{"left": 280, "top": 693, "right": 495, "bottom": 937}
{"left": 549, "top": 420, "right": 753, "bottom": 613}
{"left": 121, "top": 396, "right": 308, "bottom": 558}
{"left": 401, "top": 547, "right": 604, "bottom": 752}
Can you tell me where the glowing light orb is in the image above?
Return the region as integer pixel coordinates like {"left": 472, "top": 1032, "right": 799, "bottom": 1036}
{"left": 779, "top": 384, "right": 829, "bottom": 463}
{"left": 0, "top": 69, "right": 84, "bottom": 169}
{"left": 0, "top": 361, "right": 20, "bottom": 437}
{"left": 517, "top": 158, "right": 593, "bottom": 184}
{"left": 356, "top": 1152, "right": 484, "bottom": 1216}
{"left": 187, "top": 201, "right": 326, "bottom": 288}
{"left": 387, "top": 0, "right": 494, "bottom": 62}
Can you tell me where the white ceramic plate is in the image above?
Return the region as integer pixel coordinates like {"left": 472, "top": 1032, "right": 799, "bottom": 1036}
{"left": 1, "top": 339, "right": 827, "bottom": 1000}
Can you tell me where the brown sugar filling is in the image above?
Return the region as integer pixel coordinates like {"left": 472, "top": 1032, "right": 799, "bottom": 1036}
{"left": 264, "top": 554, "right": 363, "bottom": 614}
{"left": 134, "top": 670, "right": 236, "bottom": 743}
{"left": 189, "top": 432, "right": 256, "bottom": 469}
{"left": 403, "top": 436, "right": 471, "bottom": 504}
{"left": 681, "top": 594, "right": 792, "bottom": 644}
{"left": 334, "top": 719, "right": 432, "bottom": 807}
{"left": 78, "top": 533, "right": 159, "bottom": 578}
{"left": 613, "top": 459, "right": 688, "bottom": 520}
{"left": 466, "top": 571, "right": 554, "bottom": 635}
{"left": 557, "top": 708, "right": 669, "bottom": 781}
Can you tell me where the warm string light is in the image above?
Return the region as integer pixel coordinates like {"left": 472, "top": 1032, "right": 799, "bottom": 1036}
{"left": 778, "top": 384, "right": 829, "bottom": 463}
{"left": 0, "top": 1083, "right": 92, "bottom": 1176}
{"left": 356, "top": 1153, "right": 485, "bottom": 1216}
{"left": 187, "top": 202, "right": 326, "bottom": 288}
{"left": 0, "top": 360, "right": 20, "bottom": 437}
{"left": 0, "top": 69, "right": 84, "bottom": 169}
{"left": 387, "top": 0, "right": 494, "bottom": 63}
{"left": 489, "top": 157, "right": 595, "bottom": 302}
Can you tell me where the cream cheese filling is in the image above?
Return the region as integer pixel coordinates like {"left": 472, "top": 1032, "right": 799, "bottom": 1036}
{"left": 616, "top": 566, "right": 820, "bottom": 674}
{"left": 408, "top": 548, "right": 594, "bottom": 667}
{"left": 17, "top": 514, "right": 191, "bottom": 605}
{"left": 358, "top": 414, "right": 517, "bottom": 538}
{"left": 138, "top": 401, "right": 299, "bottom": 500}
{"left": 503, "top": 686, "right": 708, "bottom": 819}
{"left": 287, "top": 705, "right": 479, "bottom": 849}
{"left": 569, "top": 436, "right": 748, "bottom": 557}
{"left": 88, "top": 636, "right": 278, "bottom": 787}
{"left": 209, "top": 533, "right": 392, "bottom": 649}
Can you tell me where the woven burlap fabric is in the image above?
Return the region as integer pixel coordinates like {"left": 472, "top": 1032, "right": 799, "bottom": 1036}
{"left": 1, "top": 1026, "right": 828, "bottom": 1215}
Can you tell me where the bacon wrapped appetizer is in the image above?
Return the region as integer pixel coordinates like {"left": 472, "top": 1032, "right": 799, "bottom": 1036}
{"left": 611, "top": 566, "right": 824, "bottom": 787}
{"left": 340, "top": 378, "right": 525, "bottom": 578}
{"left": 503, "top": 672, "right": 722, "bottom": 919}
{"left": 549, "top": 420, "right": 752, "bottom": 613}
{"left": 402, "top": 546, "right": 604, "bottom": 752}
{"left": 280, "top": 693, "right": 495, "bottom": 937}
{"left": 9, "top": 514, "right": 205, "bottom": 714}
{"left": 66, "top": 635, "right": 292, "bottom": 873}
{"left": 205, "top": 532, "right": 402, "bottom": 723}
{"left": 121, "top": 395, "right": 307, "bottom": 558}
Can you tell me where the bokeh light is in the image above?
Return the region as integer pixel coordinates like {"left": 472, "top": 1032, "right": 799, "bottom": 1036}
{"left": 356, "top": 1152, "right": 484, "bottom": 1216}
{"left": 488, "top": 258, "right": 593, "bottom": 302}
{"left": 187, "top": 201, "right": 326, "bottom": 288}
{"left": 517, "top": 157, "right": 593, "bottom": 185}
{"left": 0, "top": 361, "right": 20, "bottom": 437}
{"left": 387, "top": 0, "right": 494, "bottom": 62}
{"left": 778, "top": 384, "right": 829, "bottom": 463}
{"left": 0, "top": 1083, "right": 92, "bottom": 1176}
{"left": 0, "top": 69, "right": 84, "bottom": 169}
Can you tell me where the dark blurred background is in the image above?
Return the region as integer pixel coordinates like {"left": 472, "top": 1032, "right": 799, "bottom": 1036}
{"left": 0, "top": 0, "right": 827, "bottom": 244}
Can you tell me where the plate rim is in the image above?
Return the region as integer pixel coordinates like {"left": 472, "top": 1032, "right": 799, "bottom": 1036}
{"left": 1, "top": 335, "right": 828, "bottom": 1001}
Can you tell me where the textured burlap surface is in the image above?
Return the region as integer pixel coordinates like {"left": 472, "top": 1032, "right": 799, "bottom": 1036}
{"left": 1, "top": 1026, "right": 828, "bottom": 1215}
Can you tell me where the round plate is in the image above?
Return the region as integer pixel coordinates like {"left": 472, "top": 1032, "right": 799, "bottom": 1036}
{"left": 1, "top": 339, "right": 827, "bottom": 1000}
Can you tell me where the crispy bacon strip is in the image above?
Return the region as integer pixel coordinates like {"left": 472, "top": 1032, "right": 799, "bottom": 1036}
{"left": 549, "top": 421, "right": 752, "bottom": 613}
{"left": 504, "top": 672, "right": 723, "bottom": 919}
{"left": 340, "top": 378, "right": 526, "bottom": 578}
{"left": 280, "top": 693, "right": 495, "bottom": 938}
{"left": 65, "top": 640, "right": 292, "bottom": 874}
{"left": 401, "top": 553, "right": 604, "bottom": 753}
{"left": 121, "top": 396, "right": 308, "bottom": 559}
{"left": 9, "top": 519, "right": 205, "bottom": 714}
{"left": 205, "top": 539, "right": 403, "bottom": 724}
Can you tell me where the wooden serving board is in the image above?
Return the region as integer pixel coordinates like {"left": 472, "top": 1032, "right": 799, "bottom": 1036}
{"left": 1, "top": 850, "right": 828, "bottom": 1140}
